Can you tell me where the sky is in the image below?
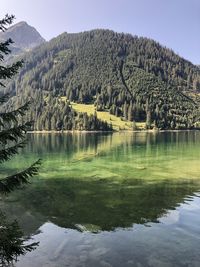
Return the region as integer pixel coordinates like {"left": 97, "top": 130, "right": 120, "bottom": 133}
{"left": 0, "top": 0, "right": 199, "bottom": 64}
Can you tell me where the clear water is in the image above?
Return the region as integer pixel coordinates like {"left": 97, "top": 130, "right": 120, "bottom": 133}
{"left": 1, "top": 131, "right": 200, "bottom": 267}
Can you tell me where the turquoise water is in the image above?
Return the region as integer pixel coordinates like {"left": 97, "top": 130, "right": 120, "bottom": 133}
{"left": 1, "top": 131, "right": 200, "bottom": 267}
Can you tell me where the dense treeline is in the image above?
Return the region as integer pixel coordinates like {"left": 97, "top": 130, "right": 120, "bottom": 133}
{"left": 6, "top": 29, "right": 200, "bottom": 130}
{"left": 4, "top": 89, "right": 112, "bottom": 131}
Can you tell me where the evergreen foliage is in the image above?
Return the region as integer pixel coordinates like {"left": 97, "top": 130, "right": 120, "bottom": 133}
{"left": 0, "top": 15, "right": 40, "bottom": 266}
{"left": 5, "top": 91, "right": 112, "bottom": 131}
{"left": 0, "top": 17, "right": 41, "bottom": 193}
{"left": 6, "top": 29, "right": 200, "bottom": 130}
{"left": 0, "top": 212, "right": 38, "bottom": 267}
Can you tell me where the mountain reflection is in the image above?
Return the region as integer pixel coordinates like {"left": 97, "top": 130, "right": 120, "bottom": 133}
{"left": 1, "top": 178, "right": 199, "bottom": 235}
{"left": 1, "top": 131, "right": 200, "bottom": 267}
{"left": 1, "top": 131, "right": 200, "bottom": 236}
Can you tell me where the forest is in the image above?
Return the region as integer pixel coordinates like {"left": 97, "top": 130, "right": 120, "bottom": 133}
{"left": 5, "top": 29, "right": 200, "bottom": 130}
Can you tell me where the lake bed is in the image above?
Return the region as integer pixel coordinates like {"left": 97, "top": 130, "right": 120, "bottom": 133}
{"left": 1, "top": 131, "right": 200, "bottom": 267}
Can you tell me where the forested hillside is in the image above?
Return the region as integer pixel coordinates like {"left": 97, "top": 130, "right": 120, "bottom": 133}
{"left": 4, "top": 92, "right": 112, "bottom": 131}
{"left": 6, "top": 29, "right": 200, "bottom": 130}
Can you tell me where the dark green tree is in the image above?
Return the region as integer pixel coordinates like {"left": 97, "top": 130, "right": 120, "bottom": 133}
{"left": 0, "top": 15, "right": 40, "bottom": 266}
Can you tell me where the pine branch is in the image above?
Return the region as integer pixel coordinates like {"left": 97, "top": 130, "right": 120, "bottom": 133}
{"left": 0, "top": 14, "right": 41, "bottom": 264}
{"left": 0, "top": 15, "right": 15, "bottom": 32}
{"left": 0, "top": 141, "right": 25, "bottom": 163}
{"left": 0, "top": 61, "right": 23, "bottom": 80}
{"left": 0, "top": 121, "right": 33, "bottom": 145}
{"left": 0, "top": 159, "right": 41, "bottom": 194}
{"left": 0, "top": 15, "right": 15, "bottom": 64}
{"left": 0, "top": 212, "right": 39, "bottom": 265}
{"left": 0, "top": 102, "right": 30, "bottom": 127}
{"left": 0, "top": 94, "right": 9, "bottom": 104}
{"left": 0, "top": 39, "right": 14, "bottom": 61}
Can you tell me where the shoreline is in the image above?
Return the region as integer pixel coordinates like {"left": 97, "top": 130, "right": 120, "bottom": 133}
{"left": 27, "top": 129, "right": 200, "bottom": 134}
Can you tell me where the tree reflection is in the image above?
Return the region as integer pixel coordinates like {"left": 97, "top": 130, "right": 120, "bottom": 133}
{"left": 0, "top": 212, "right": 38, "bottom": 267}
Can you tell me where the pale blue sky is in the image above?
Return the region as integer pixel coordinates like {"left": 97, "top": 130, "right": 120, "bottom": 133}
{"left": 0, "top": 0, "right": 199, "bottom": 64}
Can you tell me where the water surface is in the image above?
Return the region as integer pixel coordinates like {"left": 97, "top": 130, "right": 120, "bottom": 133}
{"left": 1, "top": 131, "right": 200, "bottom": 267}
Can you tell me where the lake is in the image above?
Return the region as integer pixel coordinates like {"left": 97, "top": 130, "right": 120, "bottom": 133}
{"left": 1, "top": 131, "right": 200, "bottom": 267}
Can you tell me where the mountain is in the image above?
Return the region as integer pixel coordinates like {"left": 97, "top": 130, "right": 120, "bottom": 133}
{"left": 0, "top": 21, "right": 45, "bottom": 56}
{"left": 6, "top": 29, "right": 200, "bottom": 131}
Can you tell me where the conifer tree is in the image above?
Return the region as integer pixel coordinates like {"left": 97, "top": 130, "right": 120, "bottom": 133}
{"left": 0, "top": 14, "right": 40, "bottom": 265}
{"left": 0, "top": 15, "right": 41, "bottom": 193}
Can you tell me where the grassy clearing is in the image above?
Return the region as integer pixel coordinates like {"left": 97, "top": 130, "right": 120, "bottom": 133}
{"left": 70, "top": 102, "right": 145, "bottom": 131}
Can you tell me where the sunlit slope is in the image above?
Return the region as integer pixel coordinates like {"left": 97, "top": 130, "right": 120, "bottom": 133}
{"left": 71, "top": 102, "right": 145, "bottom": 131}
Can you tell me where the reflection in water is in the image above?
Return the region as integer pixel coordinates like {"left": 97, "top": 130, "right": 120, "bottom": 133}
{"left": 1, "top": 179, "right": 200, "bottom": 234}
{"left": 2, "top": 131, "right": 200, "bottom": 181}
{"left": 14, "top": 194, "right": 200, "bottom": 267}
{"left": 0, "top": 131, "right": 200, "bottom": 266}
{"left": 0, "top": 212, "right": 38, "bottom": 267}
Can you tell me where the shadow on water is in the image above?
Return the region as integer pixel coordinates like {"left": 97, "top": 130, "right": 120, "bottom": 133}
{"left": 1, "top": 177, "right": 200, "bottom": 235}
